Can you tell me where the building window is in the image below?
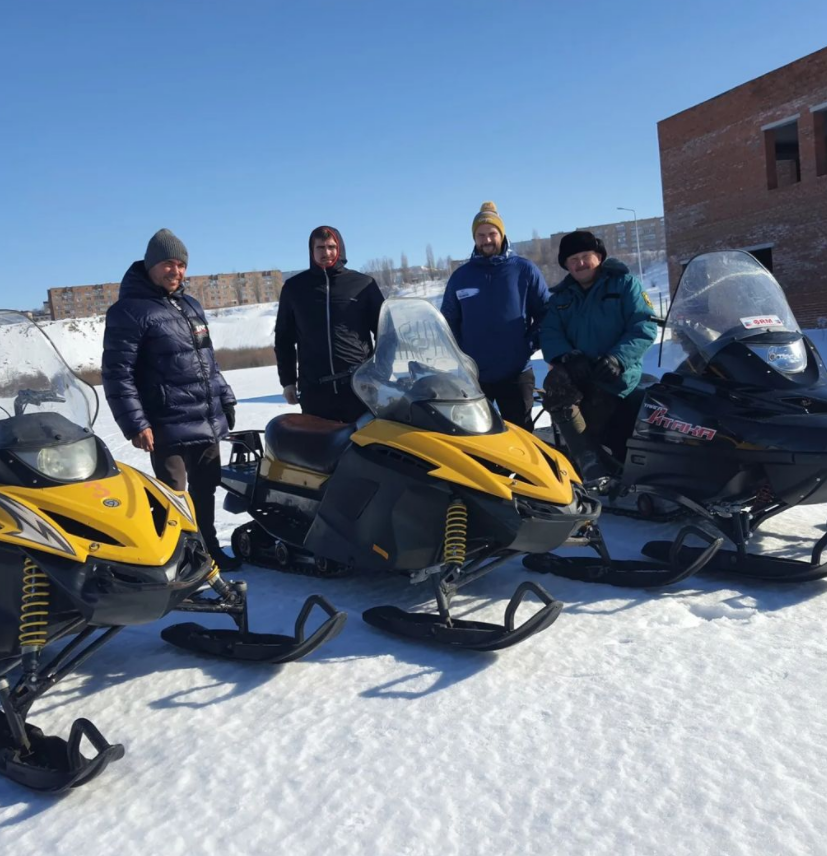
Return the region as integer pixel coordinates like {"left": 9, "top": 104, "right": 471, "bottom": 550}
{"left": 813, "top": 106, "right": 827, "bottom": 178}
{"left": 763, "top": 118, "right": 801, "bottom": 189}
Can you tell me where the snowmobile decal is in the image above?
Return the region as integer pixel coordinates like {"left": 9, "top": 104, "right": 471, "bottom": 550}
{"left": 0, "top": 494, "right": 76, "bottom": 556}
{"left": 740, "top": 315, "right": 783, "bottom": 329}
{"left": 643, "top": 407, "right": 717, "bottom": 441}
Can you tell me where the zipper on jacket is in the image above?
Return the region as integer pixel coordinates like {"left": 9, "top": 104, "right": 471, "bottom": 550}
{"left": 168, "top": 293, "right": 219, "bottom": 442}
{"left": 324, "top": 269, "right": 338, "bottom": 394}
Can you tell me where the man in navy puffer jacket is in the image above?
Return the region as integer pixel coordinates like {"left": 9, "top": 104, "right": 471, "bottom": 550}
{"left": 441, "top": 202, "right": 549, "bottom": 431}
{"left": 102, "top": 229, "right": 239, "bottom": 569}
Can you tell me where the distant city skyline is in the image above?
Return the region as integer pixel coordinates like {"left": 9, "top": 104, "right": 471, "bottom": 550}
{"left": 2, "top": 1, "right": 826, "bottom": 310}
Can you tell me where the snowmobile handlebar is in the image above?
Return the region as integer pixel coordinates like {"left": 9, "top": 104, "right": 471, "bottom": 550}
{"left": 13, "top": 388, "right": 67, "bottom": 417}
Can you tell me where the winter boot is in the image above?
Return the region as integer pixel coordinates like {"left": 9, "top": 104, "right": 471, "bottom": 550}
{"left": 554, "top": 411, "right": 616, "bottom": 483}
{"left": 207, "top": 542, "right": 243, "bottom": 572}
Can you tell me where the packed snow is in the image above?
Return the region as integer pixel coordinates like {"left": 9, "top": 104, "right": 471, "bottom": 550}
{"left": 3, "top": 362, "right": 827, "bottom": 855}
{"left": 4, "top": 270, "right": 827, "bottom": 855}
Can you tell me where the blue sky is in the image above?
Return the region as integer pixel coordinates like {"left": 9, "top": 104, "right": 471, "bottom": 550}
{"left": 1, "top": 0, "right": 825, "bottom": 308}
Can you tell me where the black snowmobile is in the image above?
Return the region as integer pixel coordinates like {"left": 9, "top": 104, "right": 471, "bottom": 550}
{"left": 525, "top": 250, "right": 827, "bottom": 587}
{"left": 0, "top": 311, "right": 344, "bottom": 794}
{"left": 222, "top": 298, "right": 602, "bottom": 651}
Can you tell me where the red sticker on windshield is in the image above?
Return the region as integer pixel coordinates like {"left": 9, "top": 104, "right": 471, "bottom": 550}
{"left": 740, "top": 315, "right": 782, "bottom": 329}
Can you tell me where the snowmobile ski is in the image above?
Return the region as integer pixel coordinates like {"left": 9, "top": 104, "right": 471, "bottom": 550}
{"left": 0, "top": 712, "right": 124, "bottom": 794}
{"left": 363, "top": 581, "right": 562, "bottom": 651}
{"left": 641, "top": 537, "right": 827, "bottom": 583}
{"left": 162, "top": 585, "right": 346, "bottom": 663}
{"left": 523, "top": 523, "right": 725, "bottom": 587}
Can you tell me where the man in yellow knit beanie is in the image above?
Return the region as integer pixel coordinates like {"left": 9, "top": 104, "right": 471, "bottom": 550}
{"left": 440, "top": 201, "right": 550, "bottom": 430}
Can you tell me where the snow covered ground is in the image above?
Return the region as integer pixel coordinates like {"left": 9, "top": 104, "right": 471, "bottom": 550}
{"left": 3, "top": 359, "right": 827, "bottom": 856}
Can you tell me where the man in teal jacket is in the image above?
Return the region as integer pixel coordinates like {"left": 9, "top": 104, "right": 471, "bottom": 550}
{"left": 539, "top": 230, "right": 657, "bottom": 479}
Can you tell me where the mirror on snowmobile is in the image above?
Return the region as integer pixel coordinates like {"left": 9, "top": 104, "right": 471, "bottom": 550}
{"left": 352, "top": 298, "right": 501, "bottom": 435}
{"left": 659, "top": 251, "right": 804, "bottom": 376}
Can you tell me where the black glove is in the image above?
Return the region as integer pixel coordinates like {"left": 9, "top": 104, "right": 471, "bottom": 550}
{"left": 592, "top": 354, "right": 623, "bottom": 383}
{"left": 558, "top": 350, "right": 592, "bottom": 387}
{"left": 223, "top": 404, "right": 236, "bottom": 431}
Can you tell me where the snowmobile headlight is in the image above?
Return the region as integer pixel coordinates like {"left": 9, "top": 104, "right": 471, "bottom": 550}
{"left": 432, "top": 399, "right": 493, "bottom": 433}
{"left": 747, "top": 339, "right": 807, "bottom": 374}
{"left": 17, "top": 436, "right": 99, "bottom": 481}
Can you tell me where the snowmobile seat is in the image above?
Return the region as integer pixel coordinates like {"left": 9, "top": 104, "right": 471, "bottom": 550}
{"left": 264, "top": 414, "right": 356, "bottom": 474}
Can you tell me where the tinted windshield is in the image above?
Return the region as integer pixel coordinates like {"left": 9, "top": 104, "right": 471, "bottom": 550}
{"left": 352, "top": 298, "right": 483, "bottom": 419}
{"left": 0, "top": 311, "right": 98, "bottom": 430}
{"left": 660, "top": 251, "right": 800, "bottom": 374}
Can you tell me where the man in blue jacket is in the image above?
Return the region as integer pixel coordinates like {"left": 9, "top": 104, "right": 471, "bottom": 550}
{"left": 441, "top": 202, "right": 549, "bottom": 431}
{"left": 102, "top": 229, "right": 239, "bottom": 569}
{"left": 540, "top": 230, "right": 658, "bottom": 479}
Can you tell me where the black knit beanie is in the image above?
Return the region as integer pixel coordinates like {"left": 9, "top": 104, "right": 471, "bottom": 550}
{"left": 558, "top": 230, "right": 607, "bottom": 269}
{"left": 144, "top": 228, "right": 189, "bottom": 271}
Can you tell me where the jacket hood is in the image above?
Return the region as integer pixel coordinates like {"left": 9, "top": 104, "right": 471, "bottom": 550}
{"left": 470, "top": 236, "right": 513, "bottom": 265}
{"left": 601, "top": 257, "right": 630, "bottom": 276}
{"left": 119, "top": 260, "right": 183, "bottom": 300}
{"left": 308, "top": 226, "right": 347, "bottom": 273}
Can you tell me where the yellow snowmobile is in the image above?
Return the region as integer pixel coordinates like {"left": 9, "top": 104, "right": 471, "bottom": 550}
{"left": 223, "top": 298, "right": 602, "bottom": 650}
{"left": 0, "top": 311, "right": 344, "bottom": 794}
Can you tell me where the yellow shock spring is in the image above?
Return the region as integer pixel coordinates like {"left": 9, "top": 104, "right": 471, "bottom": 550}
{"left": 443, "top": 499, "right": 468, "bottom": 567}
{"left": 18, "top": 557, "right": 50, "bottom": 650}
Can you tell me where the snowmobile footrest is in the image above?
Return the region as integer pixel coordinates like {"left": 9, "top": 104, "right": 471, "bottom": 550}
{"left": 641, "top": 542, "right": 827, "bottom": 583}
{"left": 362, "top": 582, "right": 562, "bottom": 651}
{"left": 161, "top": 595, "right": 346, "bottom": 663}
{"left": 0, "top": 713, "right": 124, "bottom": 794}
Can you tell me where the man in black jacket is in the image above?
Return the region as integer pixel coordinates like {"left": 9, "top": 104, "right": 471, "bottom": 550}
{"left": 275, "top": 226, "right": 384, "bottom": 422}
{"left": 102, "top": 228, "right": 240, "bottom": 570}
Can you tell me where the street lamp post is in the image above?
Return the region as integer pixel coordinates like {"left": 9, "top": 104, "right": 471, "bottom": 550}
{"left": 617, "top": 206, "right": 644, "bottom": 281}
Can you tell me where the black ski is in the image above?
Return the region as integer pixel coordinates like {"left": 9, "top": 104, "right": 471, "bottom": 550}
{"left": 363, "top": 581, "right": 562, "bottom": 651}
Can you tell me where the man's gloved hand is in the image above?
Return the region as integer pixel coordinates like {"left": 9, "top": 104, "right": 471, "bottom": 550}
{"left": 223, "top": 404, "right": 236, "bottom": 431}
{"left": 283, "top": 384, "right": 299, "bottom": 405}
{"left": 558, "top": 350, "right": 592, "bottom": 387}
{"left": 592, "top": 354, "right": 623, "bottom": 382}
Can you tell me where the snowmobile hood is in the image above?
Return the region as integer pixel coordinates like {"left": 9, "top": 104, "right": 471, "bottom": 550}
{"left": 350, "top": 419, "right": 578, "bottom": 505}
{"left": 308, "top": 226, "right": 347, "bottom": 273}
{"left": 0, "top": 463, "right": 198, "bottom": 564}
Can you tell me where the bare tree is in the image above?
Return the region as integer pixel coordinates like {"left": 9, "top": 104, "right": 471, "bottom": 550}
{"left": 400, "top": 252, "right": 410, "bottom": 285}
{"left": 425, "top": 244, "right": 436, "bottom": 280}
{"left": 363, "top": 257, "right": 396, "bottom": 295}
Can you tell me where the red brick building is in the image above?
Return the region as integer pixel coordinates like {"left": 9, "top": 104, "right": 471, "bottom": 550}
{"left": 658, "top": 47, "right": 827, "bottom": 325}
{"left": 48, "top": 269, "right": 283, "bottom": 320}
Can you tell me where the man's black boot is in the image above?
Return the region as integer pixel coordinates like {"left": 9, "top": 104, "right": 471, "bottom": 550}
{"left": 207, "top": 543, "right": 243, "bottom": 572}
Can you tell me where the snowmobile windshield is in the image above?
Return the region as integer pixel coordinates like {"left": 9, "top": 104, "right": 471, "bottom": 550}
{"left": 659, "top": 251, "right": 800, "bottom": 374}
{"left": 352, "top": 298, "right": 493, "bottom": 432}
{"left": 0, "top": 310, "right": 98, "bottom": 435}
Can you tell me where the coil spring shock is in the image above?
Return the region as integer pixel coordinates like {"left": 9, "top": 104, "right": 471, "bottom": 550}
{"left": 443, "top": 499, "right": 468, "bottom": 568}
{"left": 18, "top": 557, "right": 50, "bottom": 650}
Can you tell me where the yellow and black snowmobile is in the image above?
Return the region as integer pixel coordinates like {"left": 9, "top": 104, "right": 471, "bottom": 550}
{"left": 223, "top": 298, "right": 602, "bottom": 650}
{"left": 0, "top": 311, "right": 344, "bottom": 794}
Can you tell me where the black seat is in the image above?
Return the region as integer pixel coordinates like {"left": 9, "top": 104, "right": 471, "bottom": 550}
{"left": 264, "top": 414, "right": 356, "bottom": 474}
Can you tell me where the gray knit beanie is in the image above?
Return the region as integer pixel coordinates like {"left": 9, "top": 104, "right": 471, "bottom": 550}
{"left": 144, "top": 228, "right": 189, "bottom": 271}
